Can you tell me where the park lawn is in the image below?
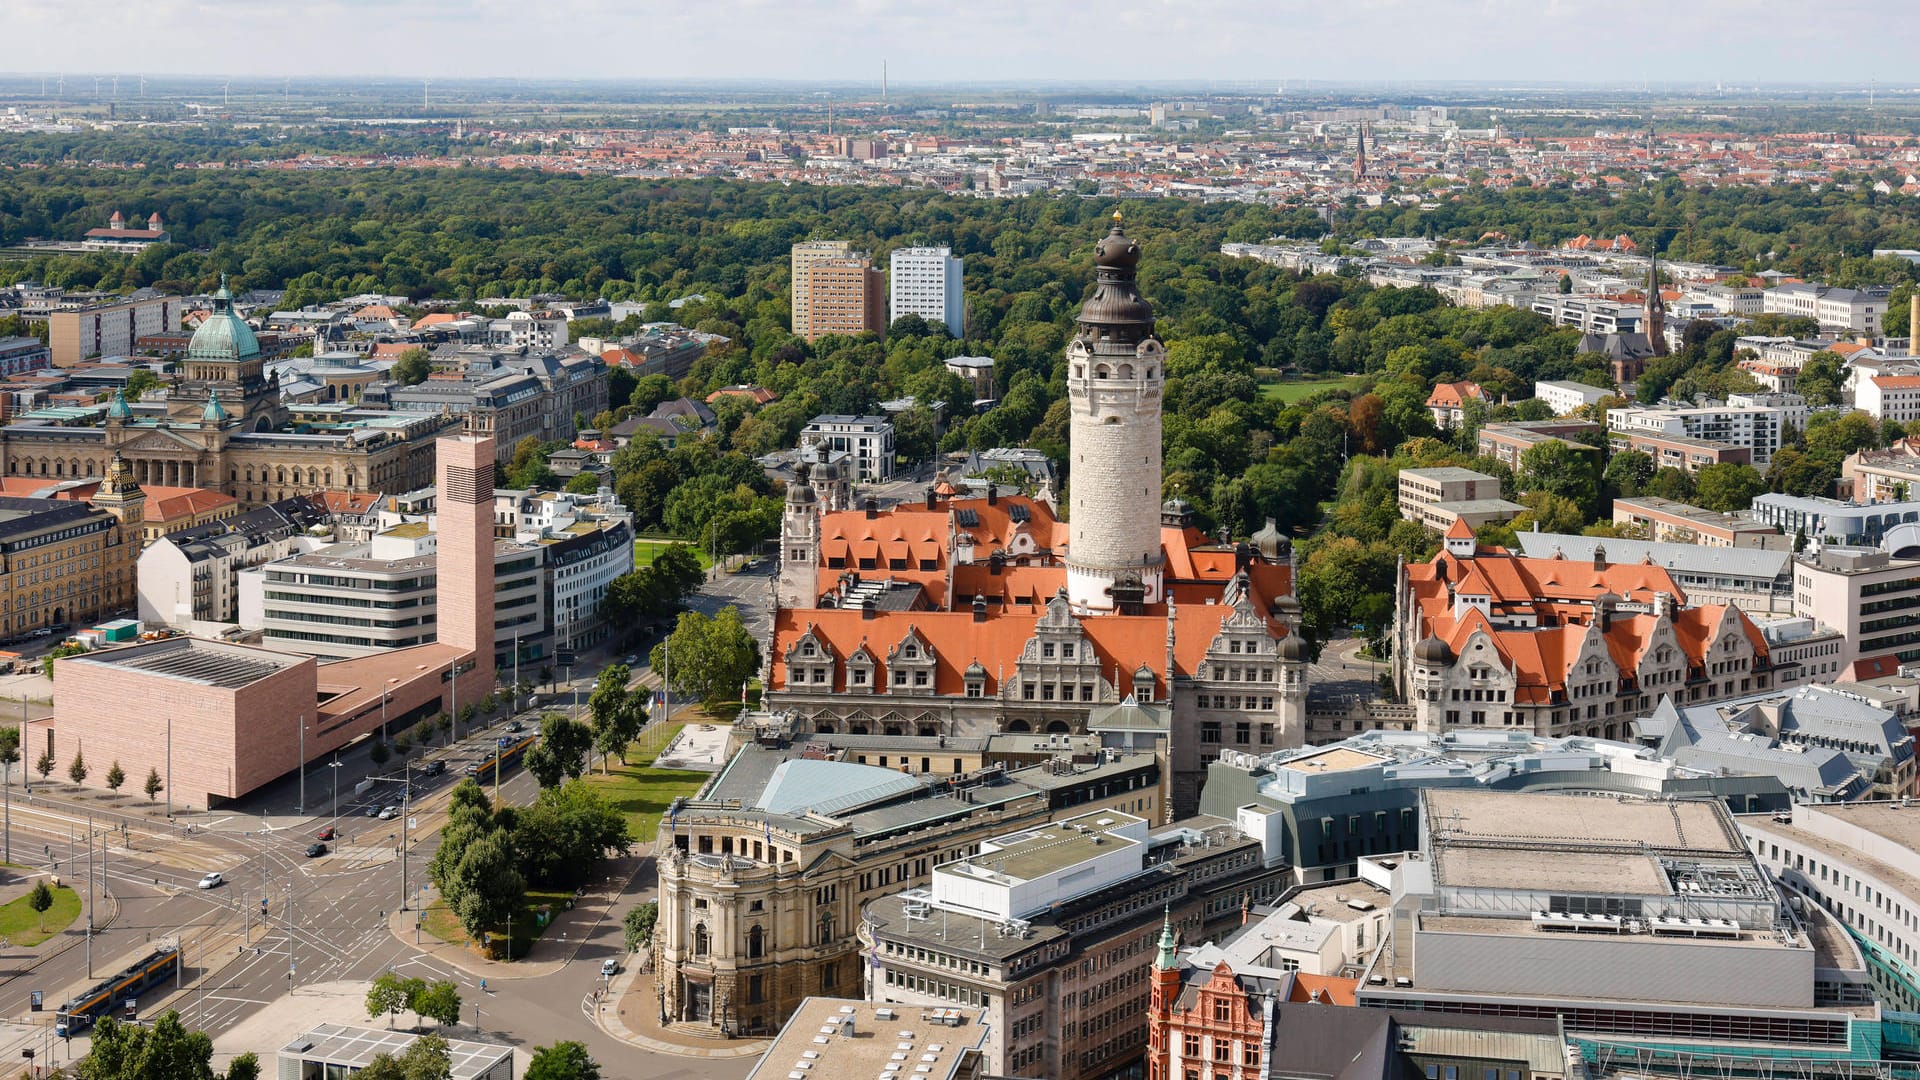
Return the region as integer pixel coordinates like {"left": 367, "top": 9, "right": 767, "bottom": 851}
{"left": 0, "top": 884, "right": 80, "bottom": 947}
{"left": 583, "top": 722, "right": 712, "bottom": 838}
{"left": 1259, "top": 375, "right": 1364, "bottom": 403}
{"left": 634, "top": 538, "right": 714, "bottom": 571}
{"left": 420, "top": 886, "right": 576, "bottom": 960}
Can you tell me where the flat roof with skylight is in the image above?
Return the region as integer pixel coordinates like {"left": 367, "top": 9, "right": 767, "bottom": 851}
{"left": 746, "top": 998, "right": 985, "bottom": 1080}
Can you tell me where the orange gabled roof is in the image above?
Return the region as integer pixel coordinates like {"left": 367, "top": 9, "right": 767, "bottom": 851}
{"left": 143, "top": 486, "right": 238, "bottom": 520}
{"left": 1425, "top": 380, "right": 1484, "bottom": 409}
{"left": 1831, "top": 342, "right": 1871, "bottom": 359}
{"left": 1874, "top": 376, "right": 1920, "bottom": 390}
{"left": 411, "top": 312, "right": 458, "bottom": 329}
{"left": 308, "top": 490, "right": 380, "bottom": 514}
{"left": 1444, "top": 517, "right": 1476, "bottom": 540}
{"left": 1288, "top": 973, "right": 1358, "bottom": 1006}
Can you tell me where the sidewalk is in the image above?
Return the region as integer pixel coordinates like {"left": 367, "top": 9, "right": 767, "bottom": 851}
{"left": 601, "top": 967, "right": 770, "bottom": 1060}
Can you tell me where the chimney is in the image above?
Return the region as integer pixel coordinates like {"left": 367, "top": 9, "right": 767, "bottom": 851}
{"left": 1593, "top": 543, "right": 1607, "bottom": 571}
{"left": 986, "top": 483, "right": 998, "bottom": 506}
{"left": 864, "top": 497, "right": 877, "bottom": 519}
{"left": 972, "top": 594, "right": 988, "bottom": 623}
{"left": 1234, "top": 542, "right": 1253, "bottom": 573}
{"left": 989, "top": 551, "right": 1004, "bottom": 576}
{"left": 861, "top": 599, "right": 876, "bottom": 620}
{"left": 925, "top": 487, "right": 937, "bottom": 510}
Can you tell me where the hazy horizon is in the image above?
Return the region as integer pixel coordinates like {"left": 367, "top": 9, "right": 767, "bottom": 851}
{"left": 10, "top": 0, "right": 1920, "bottom": 88}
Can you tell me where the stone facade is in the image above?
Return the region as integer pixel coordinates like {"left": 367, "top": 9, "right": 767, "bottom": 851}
{"left": 2, "top": 285, "right": 454, "bottom": 505}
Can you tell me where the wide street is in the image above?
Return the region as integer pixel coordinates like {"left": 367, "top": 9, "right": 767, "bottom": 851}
{"left": 0, "top": 563, "right": 780, "bottom": 1080}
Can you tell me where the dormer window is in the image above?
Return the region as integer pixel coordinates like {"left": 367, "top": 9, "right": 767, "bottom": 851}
{"left": 801, "top": 643, "right": 816, "bottom": 657}
{"left": 904, "top": 645, "right": 918, "bottom": 659}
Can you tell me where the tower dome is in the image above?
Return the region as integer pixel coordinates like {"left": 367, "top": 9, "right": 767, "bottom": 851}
{"left": 188, "top": 276, "right": 261, "bottom": 364}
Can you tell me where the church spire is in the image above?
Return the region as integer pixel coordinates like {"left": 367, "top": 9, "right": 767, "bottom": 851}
{"left": 1644, "top": 245, "right": 1669, "bottom": 358}
{"left": 1155, "top": 906, "right": 1178, "bottom": 970}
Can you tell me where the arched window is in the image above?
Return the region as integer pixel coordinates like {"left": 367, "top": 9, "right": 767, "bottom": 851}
{"left": 693, "top": 923, "right": 709, "bottom": 958}
{"left": 748, "top": 925, "right": 765, "bottom": 959}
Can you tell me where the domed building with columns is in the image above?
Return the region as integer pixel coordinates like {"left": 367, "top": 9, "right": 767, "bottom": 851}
{"left": 0, "top": 280, "right": 454, "bottom": 505}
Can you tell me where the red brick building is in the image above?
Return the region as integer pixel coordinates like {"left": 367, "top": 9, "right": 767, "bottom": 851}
{"left": 1147, "top": 914, "right": 1359, "bottom": 1080}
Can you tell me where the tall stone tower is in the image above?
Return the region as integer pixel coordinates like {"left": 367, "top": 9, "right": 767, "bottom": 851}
{"left": 92, "top": 453, "right": 146, "bottom": 539}
{"left": 1067, "top": 213, "right": 1166, "bottom": 612}
{"left": 436, "top": 434, "right": 498, "bottom": 709}
{"left": 776, "top": 461, "right": 821, "bottom": 609}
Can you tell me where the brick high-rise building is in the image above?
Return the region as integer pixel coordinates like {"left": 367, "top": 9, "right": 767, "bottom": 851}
{"left": 435, "top": 433, "right": 498, "bottom": 706}
{"left": 789, "top": 240, "right": 854, "bottom": 340}
{"left": 799, "top": 256, "right": 886, "bottom": 342}
{"left": 48, "top": 294, "right": 182, "bottom": 366}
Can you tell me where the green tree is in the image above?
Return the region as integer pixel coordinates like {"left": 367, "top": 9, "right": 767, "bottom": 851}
{"left": 391, "top": 347, "right": 433, "bottom": 386}
{"left": 650, "top": 606, "right": 759, "bottom": 707}
{"left": 144, "top": 766, "right": 163, "bottom": 801}
{"left": 105, "top": 760, "right": 125, "bottom": 793}
{"left": 355, "top": 1034, "right": 453, "bottom": 1080}
{"left": 587, "top": 664, "right": 644, "bottom": 771}
{"left": 0, "top": 724, "right": 19, "bottom": 783}
{"left": 1796, "top": 351, "right": 1844, "bottom": 407}
{"left": 369, "top": 739, "right": 391, "bottom": 767}
{"left": 123, "top": 368, "right": 163, "bottom": 400}
{"left": 225, "top": 1052, "right": 262, "bottom": 1080}
{"left": 76, "top": 1011, "right": 218, "bottom": 1080}
{"left": 526, "top": 1041, "right": 602, "bottom": 1080}
{"left": 564, "top": 472, "right": 601, "bottom": 495}
{"left": 623, "top": 900, "right": 659, "bottom": 953}
{"left": 366, "top": 971, "right": 411, "bottom": 1028}
{"left": 1604, "top": 450, "right": 1655, "bottom": 499}
{"left": 27, "top": 880, "right": 52, "bottom": 929}
{"left": 410, "top": 978, "right": 461, "bottom": 1028}
{"left": 524, "top": 713, "right": 592, "bottom": 788}
{"left": 34, "top": 747, "right": 53, "bottom": 781}
{"left": 509, "top": 779, "right": 632, "bottom": 888}
{"left": 1694, "top": 462, "right": 1769, "bottom": 513}
{"left": 447, "top": 832, "right": 524, "bottom": 944}
{"left": 67, "top": 750, "right": 87, "bottom": 786}
{"left": 1517, "top": 439, "right": 1603, "bottom": 521}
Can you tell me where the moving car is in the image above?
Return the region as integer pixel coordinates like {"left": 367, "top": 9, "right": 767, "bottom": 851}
{"left": 196, "top": 872, "right": 223, "bottom": 890}
{"left": 377, "top": 806, "right": 399, "bottom": 820}
{"left": 315, "top": 827, "right": 335, "bottom": 841}
{"left": 506, "top": 720, "right": 525, "bottom": 734}
{"left": 601, "top": 958, "right": 619, "bottom": 977}
{"left": 305, "top": 842, "right": 328, "bottom": 858}
{"left": 424, "top": 760, "right": 446, "bottom": 777}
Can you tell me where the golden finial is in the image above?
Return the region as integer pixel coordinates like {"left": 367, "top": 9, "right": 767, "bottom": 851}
{"left": 1112, "top": 209, "right": 1124, "bottom": 224}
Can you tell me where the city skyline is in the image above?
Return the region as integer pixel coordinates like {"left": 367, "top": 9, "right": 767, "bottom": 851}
{"left": 10, "top": 0, "right": 1920, "bottom": 86}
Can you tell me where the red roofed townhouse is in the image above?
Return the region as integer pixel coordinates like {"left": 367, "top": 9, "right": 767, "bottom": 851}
{"left": 768, "top": 221, "right": 1307, "bottom": 814}
{"left": 1393, "top": 521, "right": 1774, "bottom": 741}
{"left": 1858, "top": 374, "right": 1920, "bottom": 423}
{"left": 1424, "top": 380, "right": 1485, "bottom": 429}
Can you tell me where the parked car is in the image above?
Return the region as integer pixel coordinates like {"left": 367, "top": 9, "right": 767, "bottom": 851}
{"left": 305, "top": 843, "right": 328, "bottom": 858}
{"left": 600, "top": 958, "right": 619, "bottom": 977}
{"left": 196, "top": 872, "right": 223, "bottom": 890}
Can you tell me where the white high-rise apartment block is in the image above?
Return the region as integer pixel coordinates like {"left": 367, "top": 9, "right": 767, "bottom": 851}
{"left": 888, "top": 247, "right": 965, "bottom": 338}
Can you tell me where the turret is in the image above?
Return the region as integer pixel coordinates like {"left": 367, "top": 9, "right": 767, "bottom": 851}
{"left": 1645, "top": 247, "right": 1669, "bottom": 358}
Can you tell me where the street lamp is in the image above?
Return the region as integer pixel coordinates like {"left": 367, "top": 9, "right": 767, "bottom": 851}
{"left": 295, "top": 713, "right": 305, "bottom": 815}
{"left": 328, "top": 756, "right": 343, "bottom": 819}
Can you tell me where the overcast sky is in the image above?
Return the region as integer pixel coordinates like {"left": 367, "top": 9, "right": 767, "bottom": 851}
{"left": 10, "top": 0, "right": 1920, "bottom": 86}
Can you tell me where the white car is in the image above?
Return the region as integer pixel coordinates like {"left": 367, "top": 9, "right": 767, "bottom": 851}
{"left": 197, "top": 872, "right": 223, "bottom": 890}
{"left": 601, "top": 958, "right": 619, "bottom": 977}
{"left": 377, "top": 806, "right": 399, "bottom": 820}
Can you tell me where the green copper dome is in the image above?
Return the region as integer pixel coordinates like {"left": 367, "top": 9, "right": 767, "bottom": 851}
{"left": 106, "top": 389, "right": 131, "bottom": 420}
{"left": 188, "top": 276, "right": 261, "bottom": 364}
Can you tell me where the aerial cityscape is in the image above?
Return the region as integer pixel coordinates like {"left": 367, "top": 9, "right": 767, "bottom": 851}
{"left": 7, "top": 6, "right": 1920, "bottom": 1079}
